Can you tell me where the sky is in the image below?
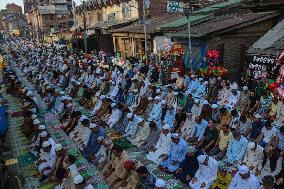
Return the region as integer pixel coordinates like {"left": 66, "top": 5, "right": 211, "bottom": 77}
{"left": 0, "top": 0, "right": 83, "bottom": 11}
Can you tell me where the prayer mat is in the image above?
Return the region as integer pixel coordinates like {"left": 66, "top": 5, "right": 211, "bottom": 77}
{"left": 39, "top": 182, "right": 56, "bottom": 189}
{"left": 114, "top": 138, "right": 133, "bottom": 149}
{"left": 18, "top": 152, "right": 35, "bottom": 168}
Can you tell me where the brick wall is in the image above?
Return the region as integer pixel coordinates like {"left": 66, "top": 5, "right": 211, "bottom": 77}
{"left": 137, "top": 0, "right": 169, "bottom": 19}
{"left": 206, "top": 19, "right": 274, "bottom": 81}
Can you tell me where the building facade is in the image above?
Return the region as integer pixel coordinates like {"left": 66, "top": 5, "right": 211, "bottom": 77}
{"left": 25, "top": 0, "right": 74, "bottom": 41}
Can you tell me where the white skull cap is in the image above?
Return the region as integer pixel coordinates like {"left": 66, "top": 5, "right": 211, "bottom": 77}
{"left": 40, "top": 131, "right": 48, "bottom": 137}
{"left": 33, "top": 119, "right": 40, "bottom": 125}
{"left": 155, "top": 179, "right": 165, "bottom": 187}
{"left": 55, "top": 144, "right": 63, "bottom": 151}
{"left": 38, "top": 125, "right": 45, "bottom": 130}
{"left": 74, "top": 175, "right": 84, "bottom": 184}
{"left": 42, "top": 141, "right": 51, "bottom": 148}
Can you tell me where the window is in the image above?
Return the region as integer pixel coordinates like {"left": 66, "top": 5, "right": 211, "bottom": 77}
{"left": 122, "top": 3, "right": 131, "bottom": 18}
{"left": 108, "top": 13, "right": 115, "bottom": 21}
{"left": 97, "top": 12, "right": 103, "bottom": 21}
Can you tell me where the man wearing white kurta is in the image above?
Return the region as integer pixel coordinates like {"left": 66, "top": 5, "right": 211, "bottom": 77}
{"left": 243, "top": 142, "right": 263, "bottom": 174}
{"left": 107, "top": 103, "right": 122, "bottom": 128}
{"left": 189, "top": 155, "right": 218, "bottom": 189}
{"left": 37, "top": 141, "right": 57, "bottom": 176}
{"left": 148, "top": 97, "right": 162, "bottom": 125}
{"left": 229, "top": 165, "right": 260, "bottom": 189}
{"left": 123, "top": 113, "right": 139, "bottom": 140}
{"left": 146, "top": 124, "right": 172, "bottom": 164}
{"left": 131, "top": 119, "right": 150, "bottom": 147}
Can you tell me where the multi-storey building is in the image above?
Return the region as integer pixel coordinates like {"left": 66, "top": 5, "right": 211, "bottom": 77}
{"left": 25, "top": 0, "right": 74, "bottom": 41}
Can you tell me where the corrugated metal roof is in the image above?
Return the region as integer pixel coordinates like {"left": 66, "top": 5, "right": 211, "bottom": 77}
{"left": 159, "top": 15, "right": 209, "bottom": 29}
{"left": 166, "top": 12, "right": 278, "bottom": 38}
{"left": 160, "top": 0, "right": 244, "bottom": 29}
{"left": 248, "top": 19, "right": 284, "bottom": 55}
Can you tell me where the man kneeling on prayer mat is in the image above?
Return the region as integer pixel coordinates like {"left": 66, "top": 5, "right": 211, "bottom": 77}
{"left": 73, "top": 175, "right": 94, "bottom": 189}
{"left": 50, "top": 144, "right": 66, "bottom": 181}
{"left": 36, "top": 141, "right": 57, "bottom": 182}
{"left": 189, "top": 155, "right": 218, "bottom": 189}
{"left": 117, "top": 160, "right": 140, "bottom": 189}
{"left": 160, "top": 133, "right": 188, "bottom": 173}
{"left": 228, "top": 165, "right": 260, "bottom": 189}
{"left": 103, "top": 145, "right": 129, "bottom": 188}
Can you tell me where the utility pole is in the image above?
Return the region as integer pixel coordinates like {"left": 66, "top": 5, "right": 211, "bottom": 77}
{"left": 72, "top": 1, "right": 79, "bottom": 48}
{"left": 184, "top": 3, "right": 193, "bottom": 72}
{"left": 81, "top": 0, "right": 88, "bottom": 53}
{"left": 143, "top": 0, "right": 149, "bottom": 65}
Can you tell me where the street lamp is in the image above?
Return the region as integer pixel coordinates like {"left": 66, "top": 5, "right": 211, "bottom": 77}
{"left": 183, "top": 3, "right": 193, "bottom": 72}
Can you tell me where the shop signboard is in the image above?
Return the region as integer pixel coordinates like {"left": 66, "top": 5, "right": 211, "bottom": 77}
{"left": 248, "top": 55, "right": 280, "bottom": 80}
{"left": 167, "top": 1, "right": 184, "bottom": 13}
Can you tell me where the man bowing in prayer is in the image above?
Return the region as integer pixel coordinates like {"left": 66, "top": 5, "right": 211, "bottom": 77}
{"left": 160, "top": 133, "right": 188, "bottom": 173}
{"left": 189, "top": 155, "right": 218, "bottom": 189}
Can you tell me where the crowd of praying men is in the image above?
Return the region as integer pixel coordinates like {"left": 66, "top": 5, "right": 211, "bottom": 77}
{"left": 1, "top": 37, "right": 284, "bottom": 189}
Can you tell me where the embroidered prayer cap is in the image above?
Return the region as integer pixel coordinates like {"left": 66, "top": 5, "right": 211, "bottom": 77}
{"left": 79, "top": 115, "right": 88, "bottom": 122}
{"left": 155, "top": 179, "right": 165, "bottom": 187}
{"left": 137, "top": 117, "right": 144, "bottom": 123}
{"left": 40, "top": 131, "right": 48, "bottom": 137}
{"left": 238, "top": 165, "right": 249, "bottom": 174}
{"left": 55, "top": 144, "right": 63, "bottom": 151}
{"left": 42, "top": 141, "right": 51, "bottom": 148}
{"left": 60, "top": 96, "right": 67, "bottom": 101}
{"left": 162, "top": 124, "right": 170, "bottom": 130}
{"left": 197, "top": 155, "right": 207, "bottom": 164}
{"left": 247, "top": 142, "right": 256, "bottom": 149}
{"left": 65, "top": 96, "right": 72, "bottom": 101}
{"left": 133, "top": 89, "right": 138, "bottom": 93}
{"left": 31, "top": 114, "right": 37, "bottom": 119}
{"left": 85, "top": 185, "right": 94, "bottom": 189}
{"left": 66, "top": 103, "right": 73, "bottom": 108}
{"left": 243, "top": 86, "right": 248, "bottom": 91}
{"left": 154, "top": 96, "right": 160, "bottom": 100}
{"left": 97, "top": 136, "right": 105, "bottom": 142}
{"left": 156, "top": 88, "right": 161, "bottom": 93}
{"left": 38, "top": 125, "right": 45, "bottom": 130}
{"left": 33, "top": 119, "right": 40, "bottom": 125}
{"left": 211, "top": 104, "right": 218, "bottom": 109}
{"left": 74, "top": 175, "right": 84, "bottom": 184}
{"left": 174, "top": 92, "right": 178, "bottom": 96}
{"left": 188, "top": 146, "right": 196, "bottom": 153}
{"left": 255, "top": 114, "right": 261, "bottom": 119}
{"left": 89, "top": 123, "right": 97, "bottom": 129}
{"left": 147, "top": 97, "right": 153, "bottom": 101}
{"left": 31, "top": 108, "right": 37, "bottom": 113}
{"left": 127, "top": 112, "right": 133, "bottom": 118}
{"left": 203, "top": 100, "right": 209, "bottom": 105}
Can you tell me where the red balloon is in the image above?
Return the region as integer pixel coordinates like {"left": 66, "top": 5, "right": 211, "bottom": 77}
{"left": 269, "top": 82, "right": 280, "bottom": 91}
